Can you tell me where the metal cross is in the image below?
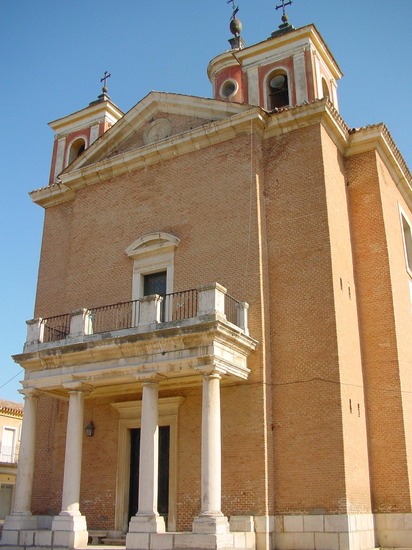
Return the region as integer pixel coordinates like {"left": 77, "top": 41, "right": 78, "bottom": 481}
{"left": 227, "top": 0, "right": 239, "bottom": 19}
{"left": 100, "top": 71, "right": 111, "bottom": 89}
{"left": 275, "top": 0, "right": 292, "bottom": 17}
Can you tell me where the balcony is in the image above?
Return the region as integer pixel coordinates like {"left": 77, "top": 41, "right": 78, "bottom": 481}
{"left": 0, "top": 445, "right": 19, "bottom": 464}
{"left": 17, "top": 283, "right": 257, "bottom": 397}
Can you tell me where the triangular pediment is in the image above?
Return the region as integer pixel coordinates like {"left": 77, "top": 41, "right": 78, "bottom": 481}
{"left": 62, "top": 91, "right": 251, "bottom": 174}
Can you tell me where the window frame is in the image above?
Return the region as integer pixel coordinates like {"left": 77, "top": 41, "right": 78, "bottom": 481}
{"left": 0, "top": 426, "right": 17, "bottom": 463}
{"left": 125, "top": 233, "right": 180, "bottom": 302}
{"left": 399, "top": 206, "right": 412, "bottom": 278}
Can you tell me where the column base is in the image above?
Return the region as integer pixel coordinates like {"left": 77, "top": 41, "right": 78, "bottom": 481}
{"left": 128, "top": 513, "right": 166, "bottom": 533}
{"left": 51, "top": 512, "right": 88, "bottom": 548}
{"left": 192, "top": 513, "right": 230, "bottom": 534}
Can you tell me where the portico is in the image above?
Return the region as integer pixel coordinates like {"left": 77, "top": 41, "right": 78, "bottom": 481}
{"left": 2, "top": 283, "right": 257, "bottom": 550}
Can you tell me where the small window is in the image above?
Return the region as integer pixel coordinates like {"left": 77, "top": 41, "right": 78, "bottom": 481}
{"left": 144, "top": 271, "right": 167, "bottom": 297}
{"left": 322, "top": 78, "right": 330, "bottom": 99}
{"left": 220, "top": 79, "right": 237, "bottom": 99}
{"left": 401, "top": 212, "right": 412, "bottom": 274}
{"left": 268, "top": 72, "right": 289, "bottom": 109}
{"left": 0, "top": 427, "right": 17, "bottom": 463}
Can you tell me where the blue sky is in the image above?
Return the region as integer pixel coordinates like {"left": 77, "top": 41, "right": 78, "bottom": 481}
{"left": 1, "top": 0, "right": 411, "bottom": 403}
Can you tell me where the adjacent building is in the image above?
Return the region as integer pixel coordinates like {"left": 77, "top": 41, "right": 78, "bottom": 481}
{"left": 0, "top": 401, "right": 23, "bottom": 521}
{"left": 2, "top": 10, "right": 412, "bottom": 550}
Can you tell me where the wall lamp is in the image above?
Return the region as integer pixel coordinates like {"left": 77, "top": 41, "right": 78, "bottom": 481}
{"left": 85, "top": 421, "right": 95, "bottom": 437}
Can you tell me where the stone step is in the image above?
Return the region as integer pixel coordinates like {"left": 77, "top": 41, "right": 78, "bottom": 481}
{"left": 103, "top": 538, "right": 126, "bottom": 546}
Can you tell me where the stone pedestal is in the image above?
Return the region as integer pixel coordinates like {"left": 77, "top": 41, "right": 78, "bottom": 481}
{"left": 192, "top": 514, "right": 230, "bottom": 534}
{"left": 127, "top": 514, "right": 166, "bottom": 534}
{"left": 51, "top": 512, "right": 88, "bottom": 548}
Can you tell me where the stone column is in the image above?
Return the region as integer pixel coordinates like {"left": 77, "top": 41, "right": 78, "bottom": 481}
{"left": 51, "top": 385, "right": 89, "bottom": 548}
{"left": 193, "top": 371, "right": 229, "bottom": 534}
{"left": 2, "top": 389, "right": 39, "bottom": 532}
{"left": 127, "top": 380, "right": 165, "bottom": 539}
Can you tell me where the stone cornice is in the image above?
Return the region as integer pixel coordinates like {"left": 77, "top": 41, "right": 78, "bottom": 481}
{"left": 48, "top": 99, "right": 123, "bottom": 133}
{"left": 67, "top": 92, "right": 249, "bottom": 173}
{"left": 15, "top": 317, "right": 258, "bottom": 397}
{"left": 30, "top": 97, "right": 411, "bottom": 211}
{"left": 346, "top": 124, "right": 412, "bottom": 205}
{"left": 30, "top": 105, "right": 267, "bottom": 207}
{"left": 208, "top": 24, "right": 342, "bottom": 82}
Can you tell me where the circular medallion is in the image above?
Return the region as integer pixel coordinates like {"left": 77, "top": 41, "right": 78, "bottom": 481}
{"left": 144, "top": 118, "right": 172, "bottom": 145}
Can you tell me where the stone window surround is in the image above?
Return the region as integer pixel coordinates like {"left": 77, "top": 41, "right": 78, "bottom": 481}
{"left": 65, "top": 134, "right": 89, "bottom": 168}
{"left": 125, "top": 233, "right": 180, "bottom": 302}
{"left": 0, "top": 425, "right": 18, "bottom": 462}
{"left": 263, "top": 66, "right": 292, "bottom": 111}
{"left": 219, "top": 79, "right": 239, "bottom": 100}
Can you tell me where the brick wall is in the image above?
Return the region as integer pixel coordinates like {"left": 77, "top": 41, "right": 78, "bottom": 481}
{"left": 30, "top": 111, "right": 412, "bottom": 532}
{"left": 347, "top": 149, "right": 412, "bottom": 512}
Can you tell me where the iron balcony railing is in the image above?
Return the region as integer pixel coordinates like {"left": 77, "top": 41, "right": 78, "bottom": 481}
{"left": 88, "top": 289, "right": 198, "bottom": 335}
{"left": 0, "top": 445, "right": 19, "bottom": 464}
{"left": 43, "top": 313, "right": 71, "bottom": 343}
{"left": 34, "top": 285, "right": 249, "bottom": 345}
{"left": 225, "top": 293, "right": 242, "bottom": 326}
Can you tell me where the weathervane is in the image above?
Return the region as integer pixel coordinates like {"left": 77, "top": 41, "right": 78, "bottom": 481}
{"left": 226, "top": 0, "right": 244, "bottom": 49}
{"left": 227, "top": 0, "right": 239, "bottom": 20}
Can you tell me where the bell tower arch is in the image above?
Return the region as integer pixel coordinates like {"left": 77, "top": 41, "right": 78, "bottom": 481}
{"left": 48, "top": 76, "right": 123, "bottom": 184}
{"left": 208, "top": 8, "right": 342, "bottom": 112}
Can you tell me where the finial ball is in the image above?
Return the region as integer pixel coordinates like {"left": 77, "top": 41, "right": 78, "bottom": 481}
{"left": 230, "top": 16, "right": 242, "bottom": 37}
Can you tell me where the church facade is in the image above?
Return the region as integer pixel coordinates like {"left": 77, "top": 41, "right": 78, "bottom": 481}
{"left": 2, "top": 13, "right": 412, "bottom": 550}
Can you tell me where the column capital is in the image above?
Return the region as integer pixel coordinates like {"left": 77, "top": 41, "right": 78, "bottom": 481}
{"left": 134, "top": 373, "right": 166, "bottom": 385}
{"left": 62, "top": 381, "right": 93, "bottom": 395}
{"left": 19, "top": 388, "right": 40, "bottom": 399}
{"left": 195, "top": 367, "right": 223, "bottom": 381}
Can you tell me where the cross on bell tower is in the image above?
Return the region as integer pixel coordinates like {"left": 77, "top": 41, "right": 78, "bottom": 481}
{"left": 276, "top": 0, "right": 292, "bottom": 19}
{"left": 272, "top": 0, "right": 295, "bottom": 37}
{"left": 100, "top": 71, "right": 111, "bottom": 93}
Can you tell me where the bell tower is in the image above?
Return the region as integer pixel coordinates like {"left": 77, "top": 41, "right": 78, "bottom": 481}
{"left": 48, "top": 73, "right": 123, "bottom": 184}
{"left": 208, "top": 4, "right": 342, "bottom": 111}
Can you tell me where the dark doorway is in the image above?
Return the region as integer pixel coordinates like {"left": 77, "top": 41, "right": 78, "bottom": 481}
{"left": 128, "top": 426, "right": 170, "bottom": 525}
